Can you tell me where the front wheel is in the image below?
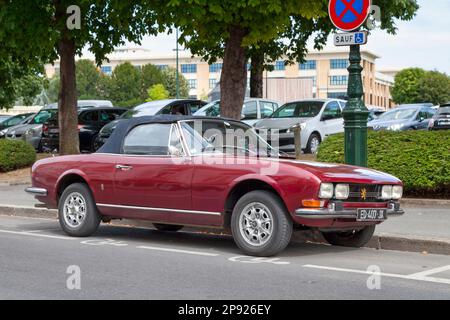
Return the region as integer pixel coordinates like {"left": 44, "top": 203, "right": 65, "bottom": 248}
{"left": 58, "top": 183, "right": 101, "bottom": 237}
{"left": 231, "top": 191, "right": 293, "bottom": 257}
{"left": 321, "top": 225, "right": 375, "bottom": 248}
{"left": 305, "top": 133, "right": 321, "bottom": 154}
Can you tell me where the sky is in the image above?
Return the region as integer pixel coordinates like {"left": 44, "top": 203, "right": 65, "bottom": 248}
{"left": 131, "top": 0, "right": 450, "bottom": 74}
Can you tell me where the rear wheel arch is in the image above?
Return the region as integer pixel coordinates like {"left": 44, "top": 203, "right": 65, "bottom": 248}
{"left": 224, "top": 179, "right": 289, "bottom": 229}
{"left": 56, "top": 173, "right": 91, "bottom": 204}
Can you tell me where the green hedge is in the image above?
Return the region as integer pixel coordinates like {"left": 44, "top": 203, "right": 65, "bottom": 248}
{"left": 317, "top": 130, "right": 450, "bottom": 198}
{"left": 0, "top": 139, "right": 36, "bottom": 172}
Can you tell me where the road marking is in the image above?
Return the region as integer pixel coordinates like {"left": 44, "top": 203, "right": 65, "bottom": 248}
{"left": 137, "top": 245, "right": 220, "bottom": 257}
{"left": 229, "top": 256, "right": 290, "bottom": 265}
{"left": 303, "top": 264, "right": 450, "bottom": 285}
{"left": 0, "top": 228, "right": 75, "bottom": 240}
{"left": 408, "top": 265, "right": 450, "bottom": 279}
{"left": 81, "top": 239, "right": 128, "bottom": 247}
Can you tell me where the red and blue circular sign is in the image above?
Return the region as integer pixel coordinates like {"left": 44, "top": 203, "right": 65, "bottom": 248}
{"left": 329, "top": 0, "right": 371, "bottom": 32}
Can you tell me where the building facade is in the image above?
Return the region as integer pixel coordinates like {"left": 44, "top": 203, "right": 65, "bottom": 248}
{"left": 45, "top": 47, "right": 395, "bottom": 109}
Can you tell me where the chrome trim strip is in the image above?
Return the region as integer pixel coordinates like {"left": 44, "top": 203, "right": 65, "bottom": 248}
{"left": 96, "top": 203, "right": 221, "bottom": 216}
{"left": 25, "top": 187, "right": 48, "bottom": 196}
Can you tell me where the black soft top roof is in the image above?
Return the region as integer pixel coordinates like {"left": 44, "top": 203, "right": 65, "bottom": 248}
{"left": 97, "top": 115, "right": 248, "bottom": 154}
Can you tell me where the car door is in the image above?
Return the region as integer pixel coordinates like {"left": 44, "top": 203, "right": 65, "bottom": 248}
{"left": 320, "top": 101, "right": 344, "bottom": 137}
{"left": 241, "top": 100, "right": 259, "bottom": 125}
{"left": 112, "top": 123, "right": 193, "bottom": 222}
{"left": 78, "top": 110, "right": 99, "bottom": 151}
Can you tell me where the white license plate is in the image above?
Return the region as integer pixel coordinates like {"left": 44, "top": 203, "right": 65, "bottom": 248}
{"left": 357, "top": 208, "right": 387, "bottom": 221}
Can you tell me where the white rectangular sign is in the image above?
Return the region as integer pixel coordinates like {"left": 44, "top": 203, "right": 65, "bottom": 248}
{"left": 334, "top": 31, "right": 368, "bottom": 46}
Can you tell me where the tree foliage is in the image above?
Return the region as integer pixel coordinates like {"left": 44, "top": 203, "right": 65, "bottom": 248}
{"left": 147, "top": 84, "right": 169, "bottom": 101}
{"left": 160, "top": 67, "right": 190, "bottom": 99}
{"left": 419, "top": 71, "right": 450, "bottom": 105}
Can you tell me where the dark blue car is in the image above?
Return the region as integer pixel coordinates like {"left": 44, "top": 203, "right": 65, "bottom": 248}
{"left": 368, "top": 104, "right": 436, "bottom": 131}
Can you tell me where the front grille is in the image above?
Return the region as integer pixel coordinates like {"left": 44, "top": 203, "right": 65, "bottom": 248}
{"left": 347, "top": 184, "right": 382, "bottom": 202}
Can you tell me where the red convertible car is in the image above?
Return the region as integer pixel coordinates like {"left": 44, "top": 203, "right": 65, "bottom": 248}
{"left": 26, "top": 115, "right": 404, "bottom": 256}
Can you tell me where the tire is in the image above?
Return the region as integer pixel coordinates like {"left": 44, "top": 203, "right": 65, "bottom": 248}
{"left": 58, "top": 183, "right": 101, "bottom": 237}
{"left": 305, "top": 133, "right": 321, "bottom": 154}
{"left": 322, "top": 225, "right": 376, "bottom": 248}
{"left": 89, "top": 134, "right": 99, "bottom": 153}
{"left": 153, "top": 223, "right": 183, "bottom": 232}
{"left": 231, "top": 190, "right": 293, "bottom": 257}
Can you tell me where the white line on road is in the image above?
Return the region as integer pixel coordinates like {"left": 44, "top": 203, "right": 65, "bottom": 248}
{"left": 408, "top": 265, "right": 450, "bottom": 278}
{"left": 137, "top": 245, "right": 220, "bottom": 257}
{"left": 0, "top": 228, "right": 75, "bottom": 240}
{"left": 303, "top": 264, "right": 450, "bottom": 285}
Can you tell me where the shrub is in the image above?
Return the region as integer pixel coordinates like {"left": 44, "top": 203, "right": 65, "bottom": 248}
{"left": 317, "top": 130, "right": 450, "bottom": 198}
{"left": 0, "top": 139, "right": 36, "bottom": 172}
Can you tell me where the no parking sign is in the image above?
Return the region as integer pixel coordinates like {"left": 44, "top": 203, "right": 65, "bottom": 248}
{"left": 329, "top": 0, "right": 371, "bottom": 32}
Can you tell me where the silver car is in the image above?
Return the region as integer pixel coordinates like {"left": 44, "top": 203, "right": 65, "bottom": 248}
{"left": 194, "top": 98, "right": 280, "bottom": 126}
{"left": 254, "top": 99, "right": 347, "bottom": 154}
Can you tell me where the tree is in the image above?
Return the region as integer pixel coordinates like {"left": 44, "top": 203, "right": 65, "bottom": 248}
{"left": 158, "top": 0, "right": 418, "bottom": 118}
{"left": 419, "top": 71, "right": 450, "bottom": 105}
{"left": 161, "top": 67, "right": 190, "bottom": 99}
{"left": 141, "top": 64, "right": 165, "bottom": 100}
{"left": 392, "top": 68, "right": 427, "bottom": 104}
{"left": 147, "top": 84, "right": 169, "bottom": 101}
{"left": 0, "top": 1, "right": 158, "bottom": 154}
{"left": 76, "top": 59, "right": 101, "bottom": 100}
{"left": 109, "top": 62, "right": 143, "bottom": 107}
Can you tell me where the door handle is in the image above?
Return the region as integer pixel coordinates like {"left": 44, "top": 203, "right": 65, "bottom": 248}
{"left": 115, "top": 164, "right": 133, "bottom": 171}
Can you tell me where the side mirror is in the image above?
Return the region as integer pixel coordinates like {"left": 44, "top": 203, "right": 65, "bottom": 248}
{"left": 321, "top": 114, "right": 332, "bottom": 121}
{"left": 419, "top": 117, "right": 425, "bottom": 122}
{"left": 168, "top": 145, "right": 182, "bottom": 157}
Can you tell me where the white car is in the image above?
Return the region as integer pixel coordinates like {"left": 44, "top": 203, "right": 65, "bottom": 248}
{"left": 193, "top": 98, "right": 280, "bottom": 126}
{"left": 254, "top": 99, "right": 347, "bottom": 154}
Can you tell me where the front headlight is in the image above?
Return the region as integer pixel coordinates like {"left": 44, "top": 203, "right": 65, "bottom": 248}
{"left": 381, "top": 185, "right": 393, "bottom": 200}
{"left": 0, "top": 129, "right": 6, "bottom": 137}
{"left": 335, "top": 184, "right": 350, "bottom": 200}
{"left": 319, "top": 183, "right": 334, "bottom": 199}
{"left": 286, "top": 123, "right": 306, "bottom": 133}
{"left": 392, "top": 186, "right": 403, "bottom": 200}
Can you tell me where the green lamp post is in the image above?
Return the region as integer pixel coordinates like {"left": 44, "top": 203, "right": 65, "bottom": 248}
{"left": 343, "top": 44, "right": 369, "bottom": 167}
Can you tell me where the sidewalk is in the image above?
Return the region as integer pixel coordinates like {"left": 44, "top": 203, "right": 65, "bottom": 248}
{"left": 0, "top": 184, "right": 449, "bottom": 254}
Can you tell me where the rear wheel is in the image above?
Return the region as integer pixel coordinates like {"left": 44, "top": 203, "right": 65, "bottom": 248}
{"left": 58, "top": 183, "right": 101, "bottom": 237}
{"left": 153, "top": 223, "right": 183, "bottom": 232}
{"left": 231, "top": 190, "right": 292, "bottom": 257}
{"left": 321, "top": 225, "right": 376, "bottom": 248}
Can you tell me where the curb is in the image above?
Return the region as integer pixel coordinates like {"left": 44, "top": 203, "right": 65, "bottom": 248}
{"left": 400, "top": 198, "right": 450, "bottom": 208}
{"left": 0, "top": 204, "right": 449, "bottom": 255}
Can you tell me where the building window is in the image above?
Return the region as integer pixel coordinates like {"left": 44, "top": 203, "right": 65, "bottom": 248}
{"left": 300, "top": 77, "right": 316, "bottom": 87}
{"left": 181, "top": 64, "right": 197, "bottom": 74}
{"left": 101, "top": 66, "right": 112, "bottom": 75}
{"left": 209, "top": 79, "right": 217, "bottom": 89}
{"left": 156, "top": 65, "right": 168, "bottom": 70}
{"left": 327, "top": 92, "right": 347, "bottom": 99}
{"left": 209, "top": 63, "right": 222, "bottom": 73}
{"left": 274, "top": 61, "right": 286, "bottom": 71}
{"left": 329, "top": 75, "right": 348, "bottom": 86}
{"left": 188, "top": 79, "right": 197, "bottom": 89}
{"left": 330, "top": 59, "right": 349, "bottom": 69}
{"left": 299, "top": 60, "right": 316, "bottom": 70}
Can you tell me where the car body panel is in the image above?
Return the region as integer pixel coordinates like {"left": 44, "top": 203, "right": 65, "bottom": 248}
{"left": 368, "top": 104, "right": 436, "bottom": 131}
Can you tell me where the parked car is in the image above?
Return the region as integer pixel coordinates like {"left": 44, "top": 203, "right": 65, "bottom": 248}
{"left": 94, "top": 99, "right": 207, "bottom": 150}
{"left": 41, "top": 107, "right": 127, "bottom": 152}
{"left": 193, "top": 98, "right": 280, "bottom": 125}
{"left": 5, "top": 100, "right": 114, "bottom": 151}
{"left": 254, "top": 99, "right": 347, "bottom": 154}
{"left": 26, "top": 115, "right": 405, "bottom": 257}
{"left": 0, "top": 112, "right": 35, "bottom": 131}
{"left": 368, "top": 104, "right": 436, "bottom": 132}
{"left": 0, "top": 113, "right": 35, "bottom": 139}
{"left": 429, "top": 103, "right": 450, "bottom": 131}
{"left": 368, "top": 108, "right": 385, "bottom": 122}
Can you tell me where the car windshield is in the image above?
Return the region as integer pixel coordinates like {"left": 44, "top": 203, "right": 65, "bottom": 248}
{"left": 180, "top": 120, "right": 280, "bottom": 157}
{"left": 120, "top": 101, "right": 170, "bottom": 119}
{"left": 271, "top": 101, "right": 323, "bottom": 118}
{"left": 378, "top": 108, "right": 417, "bottom": 121}
{"left": 438, "top": 106, "right": 450, "bottom": 115}
{"left": 30, "top": 109, "right": 58, "bottom": 124}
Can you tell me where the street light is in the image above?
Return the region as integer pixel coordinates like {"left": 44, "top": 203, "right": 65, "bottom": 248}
{"left": 173, "top": 28, "right": 185, "bottom": 99}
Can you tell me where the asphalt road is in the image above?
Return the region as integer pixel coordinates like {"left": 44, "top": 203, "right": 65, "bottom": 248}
{"left": 0, "top": 214, "right": 449, "bottom": 300}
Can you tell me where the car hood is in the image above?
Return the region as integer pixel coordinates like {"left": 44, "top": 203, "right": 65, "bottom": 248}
{"left": 5, "top": 123, "right": 41, "bottom": 134}
{"left": 279, "top": 159, "right": 401, "bottom": 185}
{"left": 368, "top": 118, "right": 409, "bottom": 128}
{"left": 255, "top": 118, "right": 310, "bottom": 130}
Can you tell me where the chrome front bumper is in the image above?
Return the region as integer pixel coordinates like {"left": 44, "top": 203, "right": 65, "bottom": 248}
{"left": 295, "top": 202, "right": 405, "bottom": 220}
{"left": 25, "top": 187, "right": 48, "bottom": 196}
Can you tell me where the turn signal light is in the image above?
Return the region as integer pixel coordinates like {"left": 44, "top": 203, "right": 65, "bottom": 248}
{"left": 302, "top": 199, "right": 325, "bottom": 208}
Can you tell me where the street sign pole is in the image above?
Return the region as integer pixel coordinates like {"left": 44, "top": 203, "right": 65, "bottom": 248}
{"left": 343, "top": 44, "right": 369, "bottom": 167}
{"left": 329, "top": 0, "right": 371, "bottom": 167}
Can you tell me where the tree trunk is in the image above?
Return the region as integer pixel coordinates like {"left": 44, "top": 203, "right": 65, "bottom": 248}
{"left": 220, "top": 26, "right": 248, "bottom": 120}
{"left": 250, "top": 51, "right": 264, "bottom": 98}
{"left": 57, "top": 37, "right": 80, "bottom": 155}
